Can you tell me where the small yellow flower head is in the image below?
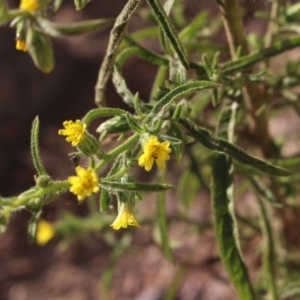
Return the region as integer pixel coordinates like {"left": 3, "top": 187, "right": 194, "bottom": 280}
{"left": 36, "top": 219, "right": 55, "bottom": 246}
{"left": 138, "top": 136, "right": 171, "bottom": 171}
{"left": 110, "top": 202, "right": 141, "bottom": 230}
{"left": 20, "top": 0, "right": 39, "bottom": 12}
{"left": 16, "top": 38, "right": 28, "bottom": 52}
{"left": 58, "top": 120, "right": 87, "bottom": 147}
{"left": 68, "top": 166, "right": 99, "bottom": 202}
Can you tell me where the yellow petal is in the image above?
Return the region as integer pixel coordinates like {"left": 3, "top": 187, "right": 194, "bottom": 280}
{"left": 36, "top": 220, "right": 55, "bottom": 246}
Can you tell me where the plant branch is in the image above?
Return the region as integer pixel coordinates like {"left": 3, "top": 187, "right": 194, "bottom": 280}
{"left": 94, "top": 0, "right": 143, "bottom": 107}
{"left": 217, "top": 0, "right": 274, "bottom": 157}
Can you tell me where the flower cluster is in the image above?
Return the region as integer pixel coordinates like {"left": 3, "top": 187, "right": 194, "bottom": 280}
{"left": 138, "top": 136, "right": 171, "bottom": 171}
{"left": 58, "top": 119, "right": 172, "bottom": 231}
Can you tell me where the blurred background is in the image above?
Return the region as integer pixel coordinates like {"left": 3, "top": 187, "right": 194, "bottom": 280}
{"left": 1, "top": 0, "right": 299, "bottom": 299}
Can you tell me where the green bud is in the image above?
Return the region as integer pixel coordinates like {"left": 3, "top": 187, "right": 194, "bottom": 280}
{"left": 35, "top": 175, "right": 52, "bottom": 187}
{"left": 27, "top": 28, "right": 54, "bottom": 73}
{"left": 77, "top": 131, "right": 101, "bottom": 157}
{"left": 96, "top": 115, "right": 130, "bottom": 134}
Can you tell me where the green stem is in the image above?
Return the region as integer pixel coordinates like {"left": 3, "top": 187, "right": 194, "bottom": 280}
{"left": 95, "top": 133, "right": 139, "bottom": 171}
{"left": 257, "top": 197, "right": 279, "bottom": 300}
{"left": 104, "top": 167, "right": 127, "bottom": 181}
{"left": 264, "top": 0, "right": 281, "bottom": 49}
{"left": 156, "top": 169, "right": 173, "bottom": 262}
{"left": 15, "top": 181, "right": 69, "bottom": 207}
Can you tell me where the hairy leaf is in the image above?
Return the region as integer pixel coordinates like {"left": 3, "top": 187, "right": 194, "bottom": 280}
{"left": 179, "top": 117, "right": 291, "bottom": 177}
{"left": 146, "top": 81, "right": 218, "bottom": 123}
{"left": 212, "top": 153, "right": 256, "bottom": 300}
{"left": 146, "top": 0, "right": 189, "bottom": 68}
{"left": 30, "top": 117, "right": 48, "bottom": 176}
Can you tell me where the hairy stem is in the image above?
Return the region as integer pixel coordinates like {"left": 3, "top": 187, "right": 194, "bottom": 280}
{"left": 95, "top": 133, "right": 139, "bottom": 171}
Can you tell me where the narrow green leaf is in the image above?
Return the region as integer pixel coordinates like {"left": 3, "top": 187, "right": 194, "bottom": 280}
{"left": 131, "top": 26, "right": 159, "bottom": 41}
{"left": 159, "top": 134, "right": 182, "bottom": 145}
{"left": 217, "top": 100, "right": 239, "bottom": 142}
{"left": 250, "top": 177, "right": 283, "bottom": 207}
{"left": 222, "top": 36, "right": 300, "bottom": 75}
{"left": 179, "top": 117, "right": 291, "bottom": 177}
{"left": 212, "top": 153, "right": 256, "bottom": 300}
{"left": 100, "top": 181, "right": 173, "bottom": 192}
{"left": 268, "top": 156, "right": 300, "bottom": 173}
{"left": 37, "top": 18, "right": 115, "bottom": 37}
{"left": 82, "top": 108, "right": 125, "bottom": 125}
{"left": 107, "top": 155, "right": 125, "bottom": 177}
{"left": 125, "top": 112, "right": 144, "bottom": 133}
{"left": 256, "top": 197, "right": 279, "bottom": 300}
{"left": 146, "top": 81, "right": 218, "bottom": 123}
{"left": 178, "top": 171, "right": 199, "bottom": 211}
{"left": 202, "top": 53, "right": 212, "bottom": 75}
{"left": 218, "top": 139, "right": 290, "bottom": 177}
{"left": 27, "top": 210, "right": 42, "bottom": 244}
{"left": 169, "top": 56, "right": 187, "bottom": 84}
{"left": 115, "top": 47, "right": 138, "bottom": 67}
{"left": 156, "top": 190, "right": 173, "bottom": 261}
{"left": 165, "top": 126, "right": 184, "bottom": 162}
{"left": 133, "top": 93, "right": 144, "bottom": 118}
{"left": 30, "top": 117, "right": 47, "bottom": 176}
{"left": 150, "top": 65, "right": 168, "bottom": 100}
{"left": 99, "top": 189, "right": 111, "bottom": 213}
{"left": 146, "top": 0, "right": 189, "bottom": 69}
{"left": 179, "top": 11, "right": 209, "bottom": 41}
{"left": 95, "top": 0, "right": 143, "bottom": 106}
{"left": 123, "top": 35, "right": 169, "bottom": 66}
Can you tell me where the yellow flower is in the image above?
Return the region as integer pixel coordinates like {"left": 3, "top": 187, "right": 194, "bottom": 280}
{"left": 68, "top": 166, "right": 99, "bottom": 202}
{"left": 36, "top": 219, "right": 55, "bottom": 246}
{"left": 110, "top": 202, "right": 141, "bottom": 230}
{"left": 16, "top": 38, "right": 27, "bottom": 52}
{"left": 58, "top": 120, "right": 87, "bottom": 147}
{"left": 138, "top": 136, "right": 171, "bottom": 171}
{"left": 20, "top": 0, "right": 39, "bottom": 12}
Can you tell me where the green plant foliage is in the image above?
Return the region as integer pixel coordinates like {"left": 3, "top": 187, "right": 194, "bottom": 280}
{"left": 212, "top": 154, "right": 256, "bottom": 300}
{"left": 1, "top": 0, "right": 300, "bottom": 298}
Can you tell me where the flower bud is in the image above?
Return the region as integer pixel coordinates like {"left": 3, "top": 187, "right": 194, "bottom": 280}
{"left": 27, "top": 28, "right": 54, "bottom": 73}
